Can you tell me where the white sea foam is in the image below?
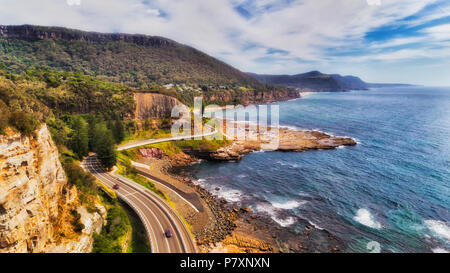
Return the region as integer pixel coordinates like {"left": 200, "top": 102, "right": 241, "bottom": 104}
{"left": 280, "top": 125, "right": 306, "bottom": 131}
{"left": 190, "top": 159, "right": 203, "bottom": 165}
{"left": 273, "top": 217, "right": 296, "bottom": 227}
{"left": 425, "top": 220, "right": 450, "bottom": 243}
{"left": 193, "top": 178, "right": 206, "bottom": 185}
{"left": 308, "top": 220, "right": 324, "bottom": 230}
{"left": 217, "top": 188, "right": 243, "bottom": 202}
{"left": 275, "top": 160, "right": 300, "bottom": 168}
{"left": 432, "top": 247, "right": 449, "bottom": 253}
{"left": 270, "top": 200, "right": 306, "bottom": 210}
{"left": 354, "top": 208, "right": 382, "bottom": 229}
{"left": 255, "top": 203, "right": 297, "bottom": 227}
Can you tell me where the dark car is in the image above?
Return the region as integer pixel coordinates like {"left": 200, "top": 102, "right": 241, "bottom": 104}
{"left": 113, "top": 184, "right": 120, "bottom": 190}
{"left": 164, "top": 228, "right": 173, "bottom": 238}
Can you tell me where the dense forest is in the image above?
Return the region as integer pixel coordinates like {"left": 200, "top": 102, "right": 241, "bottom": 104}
{"left": 0, "top": 25, "right": 259, "bottom": 88}
{"left": 0, "top": 67, "right": 138, "bottom": 168}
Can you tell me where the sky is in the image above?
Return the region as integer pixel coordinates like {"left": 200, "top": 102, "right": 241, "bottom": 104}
{"left": 0, "top": 0, "right": 450, "bottom": 86}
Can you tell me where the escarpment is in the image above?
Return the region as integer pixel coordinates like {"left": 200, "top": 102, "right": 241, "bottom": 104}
{"left": 0, "top": 125, "right": 105, "bottom": 253}
{"left": 203, "top": 88, "right": 299, "bottom": 105}
{"left": 135, "top": 92, "right": 182, "bottom": 119}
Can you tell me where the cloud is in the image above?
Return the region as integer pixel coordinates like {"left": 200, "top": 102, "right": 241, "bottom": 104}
{"left": 0, "top": 0, "right": 449, "bottom": 84}
{"left": 423, "top": 23, "right": 450, "bottom": 40}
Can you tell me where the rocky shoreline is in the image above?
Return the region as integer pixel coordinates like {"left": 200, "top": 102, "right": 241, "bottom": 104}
{"left": 169, "top": 162, "right": 345, "bottom": 253}
{"left": 183, "top": 122, "right": 357, "bottom": 161}
{"left": 148, "top": 124, "right": 356, "bottom": 252}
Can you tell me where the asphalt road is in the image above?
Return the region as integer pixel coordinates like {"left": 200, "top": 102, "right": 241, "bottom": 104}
{"left": 117, "top": 125, "right": 217, "bottom": 151}
{"left": 83, "top": 156, "right": 196, "bottom": 253}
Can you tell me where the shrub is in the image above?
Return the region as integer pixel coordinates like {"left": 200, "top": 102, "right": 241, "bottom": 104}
{"left": 70, "top": 209, "right": 85, "bottom": 234}
{"left": 0, "top": 99, "right": 9, "bottom": 134}
{"left": 8, "top": 111, "right": 39, "bottom": 137}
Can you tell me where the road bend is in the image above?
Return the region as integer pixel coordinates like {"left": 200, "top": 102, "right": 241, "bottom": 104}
{"left": 83, "top": 155, "right": 196, "bottom": 253}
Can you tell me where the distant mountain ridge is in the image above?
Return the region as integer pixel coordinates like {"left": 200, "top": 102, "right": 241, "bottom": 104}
{"left": 0, "top": 25, "right": 259, "bottom": 87}
{"left": 248, "top": 71, "right": 414, "bottom": 92}
{"left": 247, "top": 71, "right": 368, "bottom": 92}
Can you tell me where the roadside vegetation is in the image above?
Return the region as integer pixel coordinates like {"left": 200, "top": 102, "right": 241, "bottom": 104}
{"left": 119, "top": 118, "right": 172, "bottom": 145}
{"left": 0, "top": 67, "right": 128, "bottom": 170}
{"left": 116, "top": 153, "right": 167, "bottom": 200}
{"left": 91, "top": 197, "right": 132, "bottom": 253}
{"left": 92, "top": 190, "right": 151, "bottom": 253}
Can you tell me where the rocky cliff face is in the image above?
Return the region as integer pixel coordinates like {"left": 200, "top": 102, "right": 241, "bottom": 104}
{"left": 0, "top": 125, "right": 104, "bottom": 253}
{"left": 0, "top": 25, "right": 175, "bottom": 47}
{"left": 203, "top": 89, "right": 299, "bottom": 106}
{"left": 134, "top": 90, "right": 298, "bottom": 120}
{"left": 135, "top": 92, "right": 182, "bottom": 119}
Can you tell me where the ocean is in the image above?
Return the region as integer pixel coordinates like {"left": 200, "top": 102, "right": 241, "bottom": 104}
{"left": 184, "top": 87, "right": 450, "bottom": 253}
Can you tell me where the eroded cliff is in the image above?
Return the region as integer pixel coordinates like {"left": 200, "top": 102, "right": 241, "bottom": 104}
{"left": 135, "top": 92, "right": 182, "bottom": 119}
{"left": 203, "top": 88, "right": 299, "bottom": 105}
{"left": 0, "top": 125, "right": 105, "bottom": 253}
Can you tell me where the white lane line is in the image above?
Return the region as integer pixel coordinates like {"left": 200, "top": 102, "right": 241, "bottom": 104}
{"left": 114, "top": 173, "right": 187, "bottom": 252}
{"left": 87, "top": 157, "right": 172, "bottom": 253}
{"left": 123, "top": 191, "right": 138, "bottom": 197}
{"left": 137, "top": 172, "right": 200, "bottom": 213}
{"left": 117, "top": 127, "right": 217, "bottom": 151}
{"left": 85, "top": 158, "right": 163, "bottom": 253}
{"left": 126, "top": 191, "right": 172, "bottom": 252}
{"left": 127, "top": 161, "right": 199, "bottom": 213}
{"left": 87, "top": 160, "right": 162, "bottom": 253}
{"left": 86, "top": 156, "right": 195, "bottom": 252}
{"left": 114, "top": 173, "right": 189, "bottom": 252}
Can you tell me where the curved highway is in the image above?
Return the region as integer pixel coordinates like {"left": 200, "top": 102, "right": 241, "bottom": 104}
{"left": 83, "top": 156, "right": 196, "bottom": 253}
{"left": 117, "top": 125, "right": 217, "bottom": 151}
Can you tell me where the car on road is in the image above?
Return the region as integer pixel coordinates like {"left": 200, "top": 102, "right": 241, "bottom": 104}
{"left": 165, "top": 228, "right": 173, "bottom": 238}
{"left": 113, "top": 184, "right": 120, "bottom": 190}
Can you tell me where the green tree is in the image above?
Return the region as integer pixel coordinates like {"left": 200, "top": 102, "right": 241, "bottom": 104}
{"left": 70, "top": 116, "right": 89, "bottom": 159}
{"left": 112, "top": 119, "right": 125, "bottom": 144}
{"left": 93, "top": 123, "right": 117, "bottom": 169}
{"left": 86, "top": 114, "right": 103, "bottom": 151}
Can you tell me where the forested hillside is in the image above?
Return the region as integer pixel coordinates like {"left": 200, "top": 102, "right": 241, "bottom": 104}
{"left": 0, "top": 25, "right": 258, "bottom": 88}
{"left": 248, "top": 71, "right": 369, "bottom": 91}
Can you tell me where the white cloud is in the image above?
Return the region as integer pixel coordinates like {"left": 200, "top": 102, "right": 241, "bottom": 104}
{"left": 145, "top": 8, "right": 160, "bottom": 16}
{"left": 370, "top": 37, "right": 425, "bottom": 49}
{"left": 423, "top": 23, "right": 450, "bottom": 40}
{"left": 0, "top": 0, "right": 448, "bottom": 84}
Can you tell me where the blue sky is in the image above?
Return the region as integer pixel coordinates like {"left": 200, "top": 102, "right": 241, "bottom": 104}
{"left": 1, "top": 0, "right": 450, "bottom": 85}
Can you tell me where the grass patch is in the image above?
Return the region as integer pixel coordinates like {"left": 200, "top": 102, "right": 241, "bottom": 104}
{"left": 121, "top": 128, "right": 173, "bottom": 145}
{"left": 92, "top": 203, "right": 131, "bottom": 253}
{"left": 96, "top": 180, "right": 117, "bottom": 199}
{"left": 116, "top": 162, "right": 168, "bottom": 201}
{"left": 93, "top": 190, "right": 151, "bottom": 253}
{"left": 122, "top": 201, "right": 151, "bottom": 253}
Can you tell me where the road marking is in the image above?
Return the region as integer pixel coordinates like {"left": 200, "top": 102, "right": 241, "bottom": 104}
{"left": 85, "top": 127, "right": 204, "bottom": 253}
{"left": 114, "top": 173, "right": 188, "bottom": 252}
{"left": 123, "top": 191, "right": 138, "bottom": 197}
{"left": 117, "top": 126, "right": 217, "bottom": 151}
{"left": 87, "top": 157, "right": 174, "bottom": 253}
{"left": 128, "top": 161, "right": 200, "bottom": 213}
{"left": 84, "top": 157, "right": 161, "bottom": 253}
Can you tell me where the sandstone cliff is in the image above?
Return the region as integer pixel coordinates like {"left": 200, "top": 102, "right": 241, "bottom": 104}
{"left": 0, "top": 125, "right": 105, "bottom": 253}
{"left": 135, "top": 92, "right": 182, "bottom": 119}
{"left": 203, "top": 88, "right": 299, "bottom": 106}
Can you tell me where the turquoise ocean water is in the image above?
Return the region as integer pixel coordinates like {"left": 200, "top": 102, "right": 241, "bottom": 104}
{"left": 184, "top": 87, "right": 450, "bottom": 252}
